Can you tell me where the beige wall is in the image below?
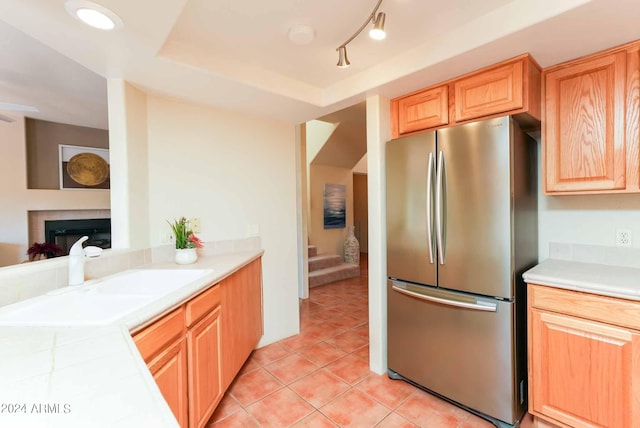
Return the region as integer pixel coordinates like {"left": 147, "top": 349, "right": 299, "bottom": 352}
{"left": 26, "top": 119, "right": 109, "bottom": 189}
{"left": 309, "top": 165, "right": 354, "bottom": 257}
{"left": 144, "top": 95, "right": 300, "bottom": 346}
{"left": 107, "top": 80, "right": 150, "bottom": 250}
{"left": 0, "top": 113, "right": 110, "bottom": 267}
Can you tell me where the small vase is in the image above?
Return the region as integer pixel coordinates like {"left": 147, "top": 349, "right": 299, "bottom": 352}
{"left": 175, "top": 248, "right": 198, "bottom": 265}
{"left": 343, "top": 226, "right": 360, "bottom": 265}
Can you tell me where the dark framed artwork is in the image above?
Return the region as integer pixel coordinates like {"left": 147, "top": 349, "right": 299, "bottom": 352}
{"left": 323, "top": 183, "right": 346, "bottom": 229}
{"left": 59, "top": 145, "right": 110, "bottom": 190}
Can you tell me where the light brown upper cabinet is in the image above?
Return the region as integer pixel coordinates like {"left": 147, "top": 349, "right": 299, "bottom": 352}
{"left": 454, "top": 60, "right": 523, "bottom": 122}
{"left": 395, "top": 85, "right": 449, "bottom": 135}
{"left": 543, "top": 40, "right": 640, "bottom": 194}
{"left": 391, "top": 54, "right": 541, "bottom": 138}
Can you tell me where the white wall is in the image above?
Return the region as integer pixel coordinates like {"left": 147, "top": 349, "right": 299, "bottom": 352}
{"left": 0, "top": 112, "right": 110, "bottom": 266}
{"left": 539, "top": 193, "right": 640, "bottom": 259}
{"left": 107, "top": 80, "right": 150, "bottom": 250}
{"left": 309, "top": 165, "right": 354, "bottom": 257}
{"left": 145, "top": 95, "right": 300, "bottom": 346}
{"left": 532, "top": 139, "right": 640, "bottom": 259}
{"left": 366, "top": 95, "right": 391, "bottom": 375}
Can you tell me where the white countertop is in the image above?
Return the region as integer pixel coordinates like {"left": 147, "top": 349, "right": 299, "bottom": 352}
{"left": 523, "top": 258, "right": 640, "bottom": 301}
{"left": 0, "top": 250, "right": 263, "bottom": 428}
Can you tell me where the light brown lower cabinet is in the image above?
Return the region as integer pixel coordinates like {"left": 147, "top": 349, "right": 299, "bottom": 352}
{"left": 528, "top": 284, "right": 640, "bottom": 428}
{"left": 148, "top": 338, "right": 189, "bottom": 428}
{"left": 132, "top": 258, "right": 262, "bottom": 428}
{"left": 187, "top": 307, "right": 222, "bottom": 428}
{"left": 221, "top": 258, "right": 263, "bottom": 389}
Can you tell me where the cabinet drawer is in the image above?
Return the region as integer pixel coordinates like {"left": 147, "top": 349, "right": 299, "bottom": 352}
{"left": 186, "top": 283, "right": 221, "bottom": 327}
{"left": 133, "top": 306, "right": 185, "bottom": 363}
{"left": 397, "top": 85, "right": 449, "bottom": 134}
{"left": 455, "top": 60, "right": 523, "bottom": 122}
{"left": 529, "top": 284, "right": 640, "bottom": 331}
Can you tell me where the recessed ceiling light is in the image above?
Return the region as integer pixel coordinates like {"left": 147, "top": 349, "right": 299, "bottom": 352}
{"left": 288, "top": 25, "right": 315, "bottom": 46}
{"left": 65, "top": 0, "right": 123, "bottom": 31}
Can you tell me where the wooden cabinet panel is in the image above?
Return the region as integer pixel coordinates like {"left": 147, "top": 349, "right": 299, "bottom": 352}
{"left": 186, "top": 284, "right": 221, "bottom": 327}
{"left": 528, "top": 284, "right": 640, "bottom": 427}
{"left": 530, "top": 284, "right": 640, "bottom": 331}
{"left": 221, "top": 259, "right": 263, "bottom": 389}
{"left": 396, "top": 85, "right": 449, "bottom": 134}
{"left": 187, "top": 306, "right": 222, "bottom": 428}
{"left": 390, "top": 54, "right": 541, "bottom": 138}
{"left": 455, "top": 60, "right": 524, "bottom": 122}
{"left": 530, "top": 309, "right": 640, "bottom": 427}
{"left": 133, "top": 306, "right": 185, "bottom": 363}
{"left": 544, "top": 51, "right": 627, "bottom": 192}
{"left": 148, "top": 339, "right": 189, "bottom": 428}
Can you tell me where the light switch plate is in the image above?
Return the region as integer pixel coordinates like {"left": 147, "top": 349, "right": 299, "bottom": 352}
{"left": 189, "top": 218, "right": 201, "bottom": 233}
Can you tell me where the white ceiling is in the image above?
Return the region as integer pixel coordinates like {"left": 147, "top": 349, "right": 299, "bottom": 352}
{"left": 1, "top": 0, "right": 640, "bottom": 128}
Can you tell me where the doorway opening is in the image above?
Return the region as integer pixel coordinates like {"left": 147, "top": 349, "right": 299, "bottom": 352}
{"left": 302, "top": 101, "right": 368, "bottom": 295}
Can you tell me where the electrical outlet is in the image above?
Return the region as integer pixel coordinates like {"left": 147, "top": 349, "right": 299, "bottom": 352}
{"left": 616, "top": 229, "right": 632, "bottom": 247}
{"left": 189, "top": 218, "right": 201, "bottom": 233}
{"left": 160, "top": 232, "right": 174, "bottom": 244}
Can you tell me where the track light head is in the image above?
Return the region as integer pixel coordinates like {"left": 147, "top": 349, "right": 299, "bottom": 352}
{"left": 337, "top": 46, "right": 351, "bottom": 68}
{"left": 334, "top": 0, "right": 385, "bottom": 67}
{"left": 369, "top": 12, "right": 386, "bottom": 40}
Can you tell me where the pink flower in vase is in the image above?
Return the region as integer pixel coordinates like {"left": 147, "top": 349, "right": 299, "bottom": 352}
{"left": 188, "top": 233, "right": 204, "bottom": 249}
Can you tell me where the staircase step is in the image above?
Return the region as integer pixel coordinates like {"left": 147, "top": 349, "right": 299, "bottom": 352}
{"left": 309, "top": 254, "right": 342, "bottom": 272}
{"left": 308, "top": 245, "right": 318, "bottom": 257}
{"left": 309, "top": 263, "right": 360, "bottom": 288}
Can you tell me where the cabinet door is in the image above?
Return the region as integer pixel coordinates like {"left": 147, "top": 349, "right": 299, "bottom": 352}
{"left": 148, "top": 339, "right": 189, "bottom": 428}
{"left": 544, "top": 52, "right": 627, "bottom": 192}
{"left": 221, "top": 259, "right": 263, "bottom": 389}
{"left": 187, "top": 306, "right": 222, "bottom": 428}
{"left": 454, "top": 60, "right": 523, "bottom": 122}
{"left": 397, "top": 85, "right": 448, "bottom": 134}
{"left": 530, "top": 309, "right": 640, "bottom": 427}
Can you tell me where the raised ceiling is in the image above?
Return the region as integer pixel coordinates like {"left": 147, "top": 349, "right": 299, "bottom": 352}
{"left": 0, "top": 0, "right": 639, "bottom": 126}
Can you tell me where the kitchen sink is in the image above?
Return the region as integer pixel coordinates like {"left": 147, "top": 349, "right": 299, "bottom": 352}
{"left": 0, "top": 293, "right": 153, "bottom": 326}
{"left": 88, "top": 269, "right": 213, "bottom": 295}
{"left": 0, "top": 268, "right": 213, "bottom": 326}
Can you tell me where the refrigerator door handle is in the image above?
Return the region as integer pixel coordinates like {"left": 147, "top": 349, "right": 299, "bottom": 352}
{"left": 392, "top": 284, "right": 497, "bottom": 312}
{"left": 426, "top": 152, "right": 435, "bottom": 264}
{"left": 435, "top": 151, "right": 445, "bottom": 265}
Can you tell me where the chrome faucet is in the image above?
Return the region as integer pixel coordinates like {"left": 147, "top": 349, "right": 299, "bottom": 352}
{"left": 68, "top": 236, "right": 89, "bottom": 286}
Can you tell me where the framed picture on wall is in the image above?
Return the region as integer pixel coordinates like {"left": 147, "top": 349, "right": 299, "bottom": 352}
{"left": 323, "top": 183, "right": 346, "bottom": 229}
{"left": 59, "top": 145, "right": 110, "bottom": 190}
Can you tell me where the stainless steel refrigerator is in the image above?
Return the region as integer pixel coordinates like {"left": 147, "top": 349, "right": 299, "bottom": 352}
{"left": 386, "top": 116, "right": 537, "bottom": 428}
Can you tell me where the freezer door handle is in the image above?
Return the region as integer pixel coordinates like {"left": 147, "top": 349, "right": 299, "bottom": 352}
{"left": 426, "top": 152, "right": 435, "bottom": 264}
{"left": 391, "top": 284, "right": 497, "bottom": 312}
{"left": 435, "top": 151, "right": 446, "bottom": 265}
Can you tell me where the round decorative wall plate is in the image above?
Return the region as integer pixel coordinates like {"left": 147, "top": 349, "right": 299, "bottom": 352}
{"left": 66, "top": 152, "right": 109, "bottom": 186}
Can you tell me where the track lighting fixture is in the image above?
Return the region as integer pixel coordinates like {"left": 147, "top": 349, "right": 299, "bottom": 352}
{"left": 337, "top": 46, "right": 351, "bottom": 68}
{"left": 336, "top": 0, "right": 386, "bottom": 68}
{"left": 369, "top": 12, "right": 386, "bottom": 40}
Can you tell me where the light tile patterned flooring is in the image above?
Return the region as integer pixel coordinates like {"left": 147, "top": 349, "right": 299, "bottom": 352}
{"left": 207, "top": 256, "right": 535, "bottom": 428}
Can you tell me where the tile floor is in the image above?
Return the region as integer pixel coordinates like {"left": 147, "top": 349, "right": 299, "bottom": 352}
{"left": 207, "top": 256, "right": 535, "bottom": 428}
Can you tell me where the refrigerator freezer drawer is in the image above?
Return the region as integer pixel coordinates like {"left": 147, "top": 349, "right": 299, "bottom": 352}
{"left": 387, "top": 280, "right": 523, "bottom": 424}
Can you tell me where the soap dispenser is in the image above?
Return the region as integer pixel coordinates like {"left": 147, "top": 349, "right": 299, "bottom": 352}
{"left": 68, "top": 236, "right": 89, "bottom": 286}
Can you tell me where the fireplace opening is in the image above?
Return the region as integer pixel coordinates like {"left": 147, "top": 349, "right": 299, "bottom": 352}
{"left": 44, "top": 218, "right": 111, "bottom": 256}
